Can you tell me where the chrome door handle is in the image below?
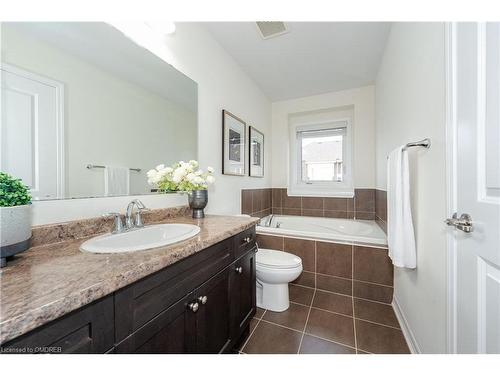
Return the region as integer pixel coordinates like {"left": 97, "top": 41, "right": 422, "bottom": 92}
{"left": 445, "top": 213, "right": 474, "bottom": 233}
{"left": 188, "top": 302, "right": 199, "bottom": 312}
{"left": 198, "top": 295, "right": 208, "bottom": 305}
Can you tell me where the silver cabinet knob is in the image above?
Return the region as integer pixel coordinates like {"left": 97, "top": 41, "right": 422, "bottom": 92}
{"left": 188, "top": 302, "right": 199, "bottom": 312}
{"left": 235, "top": 266, "right": 243, "bottom": 274}
{"left": 243, "top": 236, "right": 251, "bottom": 244}
{"left": 198, "top": 295, "right": 208, "bottom": 305}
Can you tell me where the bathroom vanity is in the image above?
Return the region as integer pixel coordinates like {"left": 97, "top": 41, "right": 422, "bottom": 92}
{"left": 0, "top": 213, "right": 258, "bottom": 354}
{"left": 0, "top": 22, "right": 259, "bottom": 354}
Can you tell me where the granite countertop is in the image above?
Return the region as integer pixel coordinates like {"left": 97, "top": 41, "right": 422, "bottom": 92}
{"left": 0, "top": 214, "right": 259, "bottom": 344}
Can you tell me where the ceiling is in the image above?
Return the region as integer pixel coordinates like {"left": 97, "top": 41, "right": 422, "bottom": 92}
{"left": 203, "top": 22, "right": 391, "bottom": 101}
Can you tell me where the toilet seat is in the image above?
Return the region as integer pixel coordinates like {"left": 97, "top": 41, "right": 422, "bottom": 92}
{"left": 256, "top": 249, "right": 302, "bottom": 269}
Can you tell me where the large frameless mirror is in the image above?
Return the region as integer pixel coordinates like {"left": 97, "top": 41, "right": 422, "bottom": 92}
{"left": 1, "top": 22, "right": 198, "bottom": 200}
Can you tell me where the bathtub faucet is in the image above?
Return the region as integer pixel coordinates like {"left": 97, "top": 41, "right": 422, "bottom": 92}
{"left": 263, "top": 214, "right": 274, "bottom": 227}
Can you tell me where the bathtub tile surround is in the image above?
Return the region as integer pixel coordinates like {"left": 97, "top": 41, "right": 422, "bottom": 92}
{"left": 241, "top": 188, "right": 377, "bottom": 219}
{"left": 375, "top": 189, "right": 388, "bottom": 233}
{"left": 354, "top": 245, "right": 394, "bottom": 286}
{"left": 239, "top": 283, "right": 409, "bottom": 354}
{"left": 241, "top": 188, "right": 272, "bottom": 217}
{"left": 284, "top": 237, "right": 315, "bottom": 272}
{"left": 317, "top": 242, "right": 352, "bottom": 279}
{"left": 256, "top": 234, "right": 393, "bottom": 304}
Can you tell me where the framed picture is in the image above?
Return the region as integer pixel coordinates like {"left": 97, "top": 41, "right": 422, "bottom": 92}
{"left": 222, "top": 110, "right": 246, "bottom": 176}
{"left": 249, "top": 126, "right": 264, "bottom": 177}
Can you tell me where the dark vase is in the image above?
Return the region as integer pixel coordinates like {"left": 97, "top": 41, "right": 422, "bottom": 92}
{"left": 188, "top": 190, "right": 208, "bottom": 219}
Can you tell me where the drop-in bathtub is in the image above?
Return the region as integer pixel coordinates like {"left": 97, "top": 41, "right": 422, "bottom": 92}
{"left": 257, "top": 215, "right": 387, "bottom": 246}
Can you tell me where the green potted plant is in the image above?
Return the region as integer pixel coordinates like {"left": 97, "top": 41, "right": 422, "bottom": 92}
{"left": 147, "top": 160, "right": 215, "bottom": 218}
{"left": 0, "top": 172, "right": 32, "bottom": 267}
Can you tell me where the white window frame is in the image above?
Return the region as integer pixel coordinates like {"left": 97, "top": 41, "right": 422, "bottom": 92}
{"left": 288, "top": 118, "right": 353, "bottom": 197}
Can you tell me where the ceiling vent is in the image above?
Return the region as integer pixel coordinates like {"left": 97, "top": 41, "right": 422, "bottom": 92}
{"left": 256, "top": 22, "right": 288, "bottom": 40}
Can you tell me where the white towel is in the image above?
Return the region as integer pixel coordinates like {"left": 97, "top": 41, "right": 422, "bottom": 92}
{"left": 387, "top": 146, "right": 416, "bottom": 268}
{"left": 104, "top": 166, "right": 130, "bottom": 196}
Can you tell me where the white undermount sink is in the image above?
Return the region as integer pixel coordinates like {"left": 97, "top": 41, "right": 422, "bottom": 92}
{"left": 80, "top": 223, "right": 201, "bottom": 254}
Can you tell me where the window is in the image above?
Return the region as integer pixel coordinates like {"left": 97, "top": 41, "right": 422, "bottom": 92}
{"left": 289, "top": 118, "right": 353, "bottom": 197}
{"left": 298, "top": 127, "right": 346, "bottom": 183}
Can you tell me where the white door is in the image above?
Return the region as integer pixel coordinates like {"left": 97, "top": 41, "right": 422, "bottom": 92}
{"left": 448, "top": 23, "right": 500, "bottom": 354}
{"left": 1, "top": 64, "right": 64, "bottom": 199}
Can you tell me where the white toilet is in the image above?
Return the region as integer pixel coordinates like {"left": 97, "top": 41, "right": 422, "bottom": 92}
{"left": 256, "top": 248, "right": 303, "bottom": 312}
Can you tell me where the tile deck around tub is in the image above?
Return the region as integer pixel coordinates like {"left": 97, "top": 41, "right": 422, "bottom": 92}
{"left": 238, "top": 285, "right": 410, "bottom": 354}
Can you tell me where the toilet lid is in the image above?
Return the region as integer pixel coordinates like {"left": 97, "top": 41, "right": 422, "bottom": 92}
{"left": 256, "top": 248, "right": 302, "bottom": 269}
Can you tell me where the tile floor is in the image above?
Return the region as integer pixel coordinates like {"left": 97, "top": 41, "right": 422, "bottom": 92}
{"left": 238, "top": 284, "right": 410, "bottom": 354}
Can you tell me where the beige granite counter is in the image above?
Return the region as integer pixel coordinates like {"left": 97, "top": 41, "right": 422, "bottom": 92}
{"left": 0, "top": 214, "right": 259, "bottom": 344}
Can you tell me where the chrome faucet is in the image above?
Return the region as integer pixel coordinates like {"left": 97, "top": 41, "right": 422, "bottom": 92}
{"left": 103, "top": 212, "right": 125, "bottom": 234}
{"left": 125, "top": 199, "right": 149, "bottom": 229}
{"left": 263, "top": 214, "right": 274, "bottom": 227}
{"left": 103, "top": 199, "right": 149, "bottom": 234}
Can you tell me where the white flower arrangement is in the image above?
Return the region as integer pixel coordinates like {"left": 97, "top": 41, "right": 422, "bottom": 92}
{"left": 147, "top": 160, "right": 215, "bottom": 192}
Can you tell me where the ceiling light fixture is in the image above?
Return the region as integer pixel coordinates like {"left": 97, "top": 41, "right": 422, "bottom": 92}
{"left": 256, "top": 21, "right": 288, "bottom": 39}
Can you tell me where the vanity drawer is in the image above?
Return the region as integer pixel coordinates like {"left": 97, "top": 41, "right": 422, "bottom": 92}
{"left": 2, "top": 296, "right": 114, "bottom": 354}
{"left": 114, "top": 238, "right": 233, "bottom": 342}
{"left": 233, "top": 227, "right": 256, "bottom": 259}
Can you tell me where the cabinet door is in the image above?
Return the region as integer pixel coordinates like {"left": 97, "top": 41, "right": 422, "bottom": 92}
{"left": 115, "top": 293, "right": 196, "bottom": 354}
{"left": 2, "top": 296, "right": 114, "bottom": 354}
{"left": 194, "top": 268, "right": 232, "bottom": 353}
{"left": 230, "top": 247, "right": 257, "bottom": 340}
{"left": 114, "top": 238, "right": 233, "bottom": 342}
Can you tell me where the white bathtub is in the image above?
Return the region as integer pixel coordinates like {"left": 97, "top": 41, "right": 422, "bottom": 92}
{"left": 257, "top": 215, "right": 387, "bottom": 246}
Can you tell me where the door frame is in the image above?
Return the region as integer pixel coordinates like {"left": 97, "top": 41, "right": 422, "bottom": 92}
{"left": 444, "top": 22, "right": 458, "bottom": 354}
{"left": 1, "top": 63, "right": 65, "bottom": 198}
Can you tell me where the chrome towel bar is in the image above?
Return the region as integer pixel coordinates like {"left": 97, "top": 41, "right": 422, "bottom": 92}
{"left": 86, "top": 164, "right": 141, "bottom": 172}
{"left": 386, "top": 138, "right": 431, "bottom": 159}
{"left": 403, "top": 138, "right": 431, "bottom": 151}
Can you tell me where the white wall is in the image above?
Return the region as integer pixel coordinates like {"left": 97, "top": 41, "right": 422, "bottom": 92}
{"left": 6, "top": 22, "right": 271, "bottom": 225}
{"left": 271, "top": 86, "right": 375, "bottom": 189}
{"left": 375, "top": 23, "right": 447, "bottom": 353}
{"left": 117, "top": 22, "right": 273, "bottom": 216}
{"left": 2, "top": 25, "right": 197, "bottom": 198}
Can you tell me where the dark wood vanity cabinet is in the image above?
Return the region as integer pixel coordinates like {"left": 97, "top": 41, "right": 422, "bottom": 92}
{"left": 2, "top": 227, "right": 257, "bottom": 354}
{"left": 2, "top": 296, "right": 115, "bottom": 354}
{"left": 115, "top": 235, "right": 257, "bottom": 354}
